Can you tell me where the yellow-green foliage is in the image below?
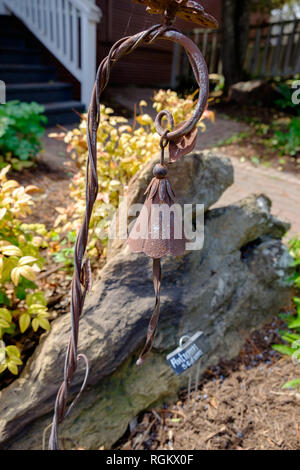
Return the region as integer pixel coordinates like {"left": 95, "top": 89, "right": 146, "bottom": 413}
{"left": 51, "top": 89, "right": 214, "bottom": 263}
{"left": 0, "top": 343, "right": 22, "bottom": 376}
{"left": 0, "top": 166, "right": 50, "bottom": 376}
{"left": 153, "top": 89, "right": 214, "bottom": 129}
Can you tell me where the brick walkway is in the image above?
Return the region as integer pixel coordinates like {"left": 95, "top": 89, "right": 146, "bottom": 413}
{"left": 195, "top": 118, "right": 300, "bottom": 239}
{"left": 214, "top": 158, "right": 300, "bottom": 238}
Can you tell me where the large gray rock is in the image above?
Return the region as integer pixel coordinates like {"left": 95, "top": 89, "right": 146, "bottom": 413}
{"left": 0, "top": 152, "right": 292, "bottom": 450}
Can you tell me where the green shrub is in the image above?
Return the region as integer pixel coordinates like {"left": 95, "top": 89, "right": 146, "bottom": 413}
{"left": 271, "top": 81, "right": 300, "bottom": 157}
{"left": 273, "top": 236, "right": 300, "bottom": 389}
{"left": 275, "top": 83, "right": 300, "bottom": 116}
{"left": 0, "top": 166, "right": 50, "bottom": 376}
{"left": 0, "top": 101, "right": 47, "bottom": 171}
{"left": 272, "top": 117, "right": 300, "bottom": 158}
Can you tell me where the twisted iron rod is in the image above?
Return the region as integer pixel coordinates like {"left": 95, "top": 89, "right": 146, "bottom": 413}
{"left": 48, "top": 23, "right": 209, "bottom": 450}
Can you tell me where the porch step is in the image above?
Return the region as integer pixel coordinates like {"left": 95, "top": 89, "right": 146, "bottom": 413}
{"left": 0, "top": 14, "right": 84, "bottom": 126}
{"left": 0, "top": 64, "right": 56, "bottom": 84}
{"left": 0, "top": 14, "right": 24, "bottom": 29}
{"left": 43, "top": 101, "right": 85, "bottom": 126}
{"left": 7, "top": 82, "right": 73, "bottom": 103}
{"left": 0, "top": 30, "right": 26, "bottom": 48}
{"left": 0, "top": 47, "right": 42, "bottom": 65}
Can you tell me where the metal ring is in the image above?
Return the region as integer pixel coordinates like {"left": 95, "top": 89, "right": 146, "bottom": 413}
{"left": 160, "top": 130, "right": 169, "bottom": 150}
{"left": 179, "top": 335, "right": 191, "bottom": 348}
{"left": 156, "top": 109, "right": 175, "bottom": 139}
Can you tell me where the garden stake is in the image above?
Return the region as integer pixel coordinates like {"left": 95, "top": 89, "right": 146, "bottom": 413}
{"left": 49, "top": 0, "right": 218, "bottom": 450}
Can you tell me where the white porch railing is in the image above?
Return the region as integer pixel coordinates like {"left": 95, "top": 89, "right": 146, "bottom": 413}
{"left": 3, "top": 0, "right": 102, "bottom": 108}
{"left": 0, "top": 0, "right": 8, "bottom": 14}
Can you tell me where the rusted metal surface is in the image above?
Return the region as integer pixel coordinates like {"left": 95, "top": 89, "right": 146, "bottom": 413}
{"left": 156, "top": 33, "right": 209, "bottom": 140}
{"left": 169, "top": 122, "right": 198, "bottom": 162}
{"left": 128, "top": 161, "right": 186, "bottom": 258}
{"left": 136, "top": 257, "right": 161, "bottom": 365}
{"left": 133, "top": 0, "right": 218, "bottom": 28}
{"left": 49, "top": 2, "right": 216, "bottom": 449}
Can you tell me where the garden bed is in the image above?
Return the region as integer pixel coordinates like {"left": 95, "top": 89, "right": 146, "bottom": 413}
{"left": 117, "top": 319, "right": 300, "bottom": 451}
{"left": 212, "top": 101, "right": 300, "bottom": 176}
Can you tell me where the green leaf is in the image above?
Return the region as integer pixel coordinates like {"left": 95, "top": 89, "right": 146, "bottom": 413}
{"left": 0, "top": 318, "right": 10, "bottom": 329}
{"left": 282, "top": 378, "right": 300, "bottom": 390}
{"left": 272, "top": 344, "right": 296, "bottom": 356}
{"left": 251, "top": 156, "right": 260, "bottom": 165}
{"left": 0, "top": 289, "right": 10, "bottom": 306}
{"left": 19, "top": 278, "right": 37, "bottom": 290}
{"left": 26, "top": 292, "right": 47, "bottom": 307}
{"left": 37, "top": 316, "right": 50, "bottom": 331}
{"left": 32, "top": 318, "right": 39, "bottom": 332}
{"left": 0, "top": 308, "right": 11, "bottom": 323}
{"left": 67, "top": 231, "right": 77, "bottom": 243}
{"left": 50, "top": 232, "right": 60, "bottom": 241}
{"left": 9, "top": 356, "right": 22, "bottom": 366}
{"left": 293, "top": 297, "right": 300, "bottom": 306}
{"left": 7, "top": 362, "right": 18, "bottom": 375}
{"left": 280, "top": 332, "right": 300, "bottom": 343}
{"left": 19, "top": 313, "right": 31, "bottom": 333}
{"left": 28, "top": 304, "right": 47, "bottom": 316}
{"left": 279, "top": 313, "right": 295, "bottom": 324}
{"left": 15, "top": 285, "right": 26, "bottom": 301}
{"left": 5, "top": 345, "right": 20, "bottom": 358}
{"left": 0, "top": 364, "right": 7, "bottom": 374}
{"left": 287, "top": 319, "right": 300, "bottom": 329}
{"left": 0, "top": 323, "right": 16, "bottom": 337}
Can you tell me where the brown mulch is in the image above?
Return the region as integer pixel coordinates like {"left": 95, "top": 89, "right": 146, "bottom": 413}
{"left": 217, "top": 140, "right": 300, "bottom": 176}
{"left": 147, "top": 358, "right": 300, "bottom": 451}
{"left": 212, "top": 101, "right": 300, "bottom": 176}
{"left": 117, "top": 319, "right": 300, "bottom": 451}
{"left": 11, "top": 125, "right": 76, "bottom": 229}
{"left": 12, "top": 165, "right": 73, "bottom": 228}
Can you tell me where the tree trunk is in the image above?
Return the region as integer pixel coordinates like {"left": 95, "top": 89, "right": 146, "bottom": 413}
{"left": 222, "top": 0, "right": 251, "bottom": 93}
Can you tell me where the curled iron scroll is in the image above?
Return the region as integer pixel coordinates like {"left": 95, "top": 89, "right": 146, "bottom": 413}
{"left": 48, "top": 23, "right": 209, "bottom": 450}
{"left": 154, "top": 30, "right": 209, "bottom": 140}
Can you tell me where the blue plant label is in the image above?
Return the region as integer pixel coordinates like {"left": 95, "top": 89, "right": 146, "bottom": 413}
{"left": 166, "top": 331, "right": 206, "bottom": 375}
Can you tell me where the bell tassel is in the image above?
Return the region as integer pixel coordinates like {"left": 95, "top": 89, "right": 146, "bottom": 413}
{"left": 136, "top": 257, "right": 161, "bottom": 365}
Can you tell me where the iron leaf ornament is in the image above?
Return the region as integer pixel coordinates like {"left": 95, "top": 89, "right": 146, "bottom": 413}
{"left": 133, "top": 0, "right": 219, "bottom": 28}
{"left": 48, "top": 0, "right": 217, "bottom": 450}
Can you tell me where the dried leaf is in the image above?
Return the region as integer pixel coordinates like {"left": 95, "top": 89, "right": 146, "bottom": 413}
{"left": 210, "top": 397, "right": 217, "bottom": 409}
{"left": 1, "top": 245, "right": 22, "bottom": 257}
{"left": 25, "top": 185, "right": 43, "bottom": 194}
{"left": 18, "top": 256, "right": 37, "bottom": 266}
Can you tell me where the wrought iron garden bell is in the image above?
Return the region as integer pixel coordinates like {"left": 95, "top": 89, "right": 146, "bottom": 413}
{"left": 49, "top": 0, "right": 218, "bottom": 450}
